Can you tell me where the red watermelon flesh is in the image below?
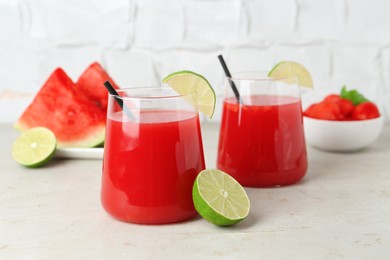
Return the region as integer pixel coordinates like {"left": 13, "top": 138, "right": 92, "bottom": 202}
{"left": 15, "top": 68, "right": 106, "bottom": 148}
{"left": 76, "top": 62, "right": 119, "bottom": 113}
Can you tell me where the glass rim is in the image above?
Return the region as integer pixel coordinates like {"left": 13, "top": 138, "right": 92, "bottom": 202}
{"left": 227, "top": 71, "right": 298, "bottom": 82}
{"left": 109, "top": 86, "right": 191, "bottom": 100}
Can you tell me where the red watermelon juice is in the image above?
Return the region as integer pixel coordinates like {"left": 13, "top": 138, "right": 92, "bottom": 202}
{"left": 217, "top": 95, "right": 307, "bottom": 187}
{"left": 102, "top": 109, "right": 205, "bottom": 224}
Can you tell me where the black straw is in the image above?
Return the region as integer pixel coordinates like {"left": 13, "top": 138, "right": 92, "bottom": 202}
{"left": 218, "top": 55, "right": 241, "bottom": 103}
{"left": 103, "top": 81, "right": 135, "bottom": 121}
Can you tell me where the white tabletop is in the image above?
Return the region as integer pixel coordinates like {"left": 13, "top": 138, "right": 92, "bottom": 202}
{"left": 1, "top": 123, "right": 390, "bottom": 259}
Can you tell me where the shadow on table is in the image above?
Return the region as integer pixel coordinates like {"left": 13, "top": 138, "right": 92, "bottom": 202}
{"left": 303, "top": 139, "right": 389, "bottom": 184}
{"left": 40, "top": 158, "right": 69, "bottom": 168}
{"left": 230, "top": 211, "right": 259, "bottom": 230}
{"left": 185, "top": 210, "right": 259, "bottom": 230}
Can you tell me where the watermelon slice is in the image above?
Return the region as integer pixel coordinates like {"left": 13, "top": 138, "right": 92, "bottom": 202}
{"left": 76, "top": 62, "right": 119, "bottom": 113}
{"left": 14, "top": 68, "right": 106, "bottom": 148}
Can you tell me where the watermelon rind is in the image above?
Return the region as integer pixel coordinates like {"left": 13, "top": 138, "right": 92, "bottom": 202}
{"left": 14, "top": 122, "right": 105, "bottom": 148}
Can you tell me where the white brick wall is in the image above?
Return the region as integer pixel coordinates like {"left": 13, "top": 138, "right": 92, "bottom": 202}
{"left": 296, "top": 0, "right": 345, "bottom": 40}
{"left": 1, "top": 0, "right": 390, "bottom": 123}
{"left": 133, "top": 0, "right": 180, "bottom": 50}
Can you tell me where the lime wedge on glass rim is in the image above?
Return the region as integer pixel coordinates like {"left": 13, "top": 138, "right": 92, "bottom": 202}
{"left": 268, "top": 61, "right": 313, "bottom": 88}
{"left": 192, "top": 169, "right": 250, "bottom": 226}
{"left": 162, "top": 70, "right": 216, "bottom": 118}
{"left": 12, "top": 127, "right": 57, "bottom": 168}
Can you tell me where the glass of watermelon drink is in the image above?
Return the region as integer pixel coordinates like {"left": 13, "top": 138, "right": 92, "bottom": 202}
{"left": 217, "top": 72, "right": 308, "bottom": 187}
{"left": 101, "top": 87, "right": 205, "bottom": 224}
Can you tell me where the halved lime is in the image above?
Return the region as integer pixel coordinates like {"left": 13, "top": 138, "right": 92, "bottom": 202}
{"left": 12, "top": 127, "right": 57, "bottom": 168}
{"left": 162, "top": 70, "right": 216, "bottom": 118}
{"left": 193, "top": 169, "right": 250, "bottom": 226}
{"left": 268, "top": 61, "right": 313, "bottom": 88}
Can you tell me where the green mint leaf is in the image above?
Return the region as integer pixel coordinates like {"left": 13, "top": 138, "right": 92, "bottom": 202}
{"left": 340, "top": 86, "right": 368, "bottom": 105}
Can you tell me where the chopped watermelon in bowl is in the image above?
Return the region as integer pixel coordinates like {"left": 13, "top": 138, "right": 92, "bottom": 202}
{"left": 303, "top": 87, "right": 384, "bottom": 152}
{"left": 14, "top": 62, "right": 119, "bottom": 148}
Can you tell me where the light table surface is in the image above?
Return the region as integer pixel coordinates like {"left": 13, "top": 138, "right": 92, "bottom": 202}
{"left": 1, "top": 123, "right": 390, "bottom": 259}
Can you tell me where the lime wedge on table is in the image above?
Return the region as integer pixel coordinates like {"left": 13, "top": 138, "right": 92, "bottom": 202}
{"left": 12, "top": 127, "right": 57, "bottom": 168}
{"left": 193, "top": 169, "right": 250, "bottom": 226}
{"left": 162, "top": 70, "right": 216, "bottom": 118}
{"left": 268, "top": 61, "right": 313, "bottom": 88}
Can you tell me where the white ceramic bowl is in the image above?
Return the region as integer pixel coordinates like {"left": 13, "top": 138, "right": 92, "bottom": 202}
{"left": 303, "top": 116, "right": 384, "bottom": 152}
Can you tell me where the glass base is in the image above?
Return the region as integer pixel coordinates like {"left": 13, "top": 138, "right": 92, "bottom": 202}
{"left": 217, "top": 165, "right": 307, "bottom": 188}
{"left": 101, "top": 200, "right": 198, "bottom": 225}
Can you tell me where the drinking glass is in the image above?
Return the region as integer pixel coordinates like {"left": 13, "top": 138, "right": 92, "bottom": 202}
{"left": 101, "top": 87, "right": 205, "bottom": 224}
{"left": 217, "top": 72, "right": 307, "bottom": 187}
